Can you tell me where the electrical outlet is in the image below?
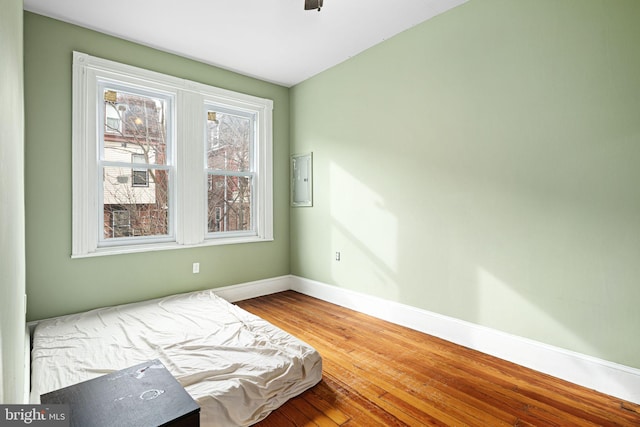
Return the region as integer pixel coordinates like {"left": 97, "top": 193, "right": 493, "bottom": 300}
{"left": 335, "top": 252, "right": 341, "bottom": 261}
{"left": 192, "top": 262, "right": 200, "bottom": 274}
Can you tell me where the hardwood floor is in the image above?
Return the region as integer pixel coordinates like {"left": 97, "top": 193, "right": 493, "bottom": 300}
{"left": 236, "top": 291, "right": 640, "bottom": 426}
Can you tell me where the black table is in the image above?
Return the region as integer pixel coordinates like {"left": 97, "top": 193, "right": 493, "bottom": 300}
{"left": 41, "top": 359, "right": 199, "bottom": 427}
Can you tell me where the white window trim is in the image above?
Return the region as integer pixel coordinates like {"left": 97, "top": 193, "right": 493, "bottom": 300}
{"left": 72, "top": 52, "right": 273, "bottom": 258}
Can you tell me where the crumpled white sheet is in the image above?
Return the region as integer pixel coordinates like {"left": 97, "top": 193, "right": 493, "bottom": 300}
{"left": 31, "top": 289, "right": 322, "bottom": 426}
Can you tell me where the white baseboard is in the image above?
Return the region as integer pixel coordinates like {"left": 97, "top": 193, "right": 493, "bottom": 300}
{"left": 288, "top": 275, "right": 640, "bottom": 405}
{"left": 213, "top": 275, "right": 291, "bottom": 302}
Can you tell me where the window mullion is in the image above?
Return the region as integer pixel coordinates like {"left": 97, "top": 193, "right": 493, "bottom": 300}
{"left": 72, "top": 62, "right": 98, "bottom": 256}
{"left": 176, "top": 90, "right": 205, "bottom": 245}
{"left": 257, "top": 107, "right": 273, "bottom": 241}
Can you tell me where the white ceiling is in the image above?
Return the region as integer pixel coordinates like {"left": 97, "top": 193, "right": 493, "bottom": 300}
{"left": 23, "top": 0, "right": 467, "bottom": 87}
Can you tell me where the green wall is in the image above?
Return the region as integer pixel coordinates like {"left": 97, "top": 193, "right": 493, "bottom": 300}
{"left": 290, "top": 0, "right": 640, "bottom": 368}
{"left": 24, "top": 12, "right": 290, "bottom": 321}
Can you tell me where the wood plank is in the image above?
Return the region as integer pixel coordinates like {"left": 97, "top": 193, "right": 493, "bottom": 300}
{"left": 237, "top": 291, "right": 640, "bottom": 427}
{"left": 301, "top": 382, "right": 351, "bottom": 426}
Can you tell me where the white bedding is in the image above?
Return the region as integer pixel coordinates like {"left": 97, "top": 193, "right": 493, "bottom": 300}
{"left": 30, "top": 289, "right": 322, "bottom": 426}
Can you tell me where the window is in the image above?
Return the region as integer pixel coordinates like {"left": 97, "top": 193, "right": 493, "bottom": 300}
{"left": 72, "top": 52, "right": 273, "bottom": 257}
{"left": 105, "top": 116, "right": 121, "bottom": 133}
{"left": 131, "top": 154, "right": 150, "bottom": 187}
{"left": 206, "top": 108, "right": 254, "bottom": 235}
{"left": 100, "top": 86, "right": 171, "bottom": 244}
{"left": 104, "top": 92, "right": 122, "bottom": 133}
{"left": 112, "top": 210, "right": 131, "bottom": 238}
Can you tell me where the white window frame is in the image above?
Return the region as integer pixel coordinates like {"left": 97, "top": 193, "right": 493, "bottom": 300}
{"left": 98, "top": 81, "right": 176, "bottom": 248}
{"left": 204, "top": 105, "right": 257, "bottom": 238}
{"left": 72, "top": 52, "right": 273, "bottom": 257}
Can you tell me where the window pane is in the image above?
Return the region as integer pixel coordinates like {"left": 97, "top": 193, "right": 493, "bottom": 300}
{"left": 207, "top": 174, "right": 252, "bottom": 232}
{"left": 103, "top": 165, "right": 170, "bottom": 239}
{"left": 206, "top": 111, "right": 251, "bottom": 172}
{"left": 103, "top": 89, "right": 168, "bottom": 166}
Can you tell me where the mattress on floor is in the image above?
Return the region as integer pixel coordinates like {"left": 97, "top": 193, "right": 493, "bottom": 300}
{"left": 30, "top": 289, "right": 322, "bottom": 426}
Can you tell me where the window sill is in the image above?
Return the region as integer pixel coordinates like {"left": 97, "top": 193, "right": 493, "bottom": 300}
{"left": 71, "top": 236, "right": 274, "bottom": 259}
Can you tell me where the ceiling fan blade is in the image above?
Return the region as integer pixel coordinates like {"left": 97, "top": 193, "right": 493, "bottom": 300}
{"left": 304, "top": 0, "right": 323, "bottom": 10}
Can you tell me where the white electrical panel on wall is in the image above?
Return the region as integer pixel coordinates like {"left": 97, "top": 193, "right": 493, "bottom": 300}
{"left": 291, "top": 152, "right": 313, "bottom": 207}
